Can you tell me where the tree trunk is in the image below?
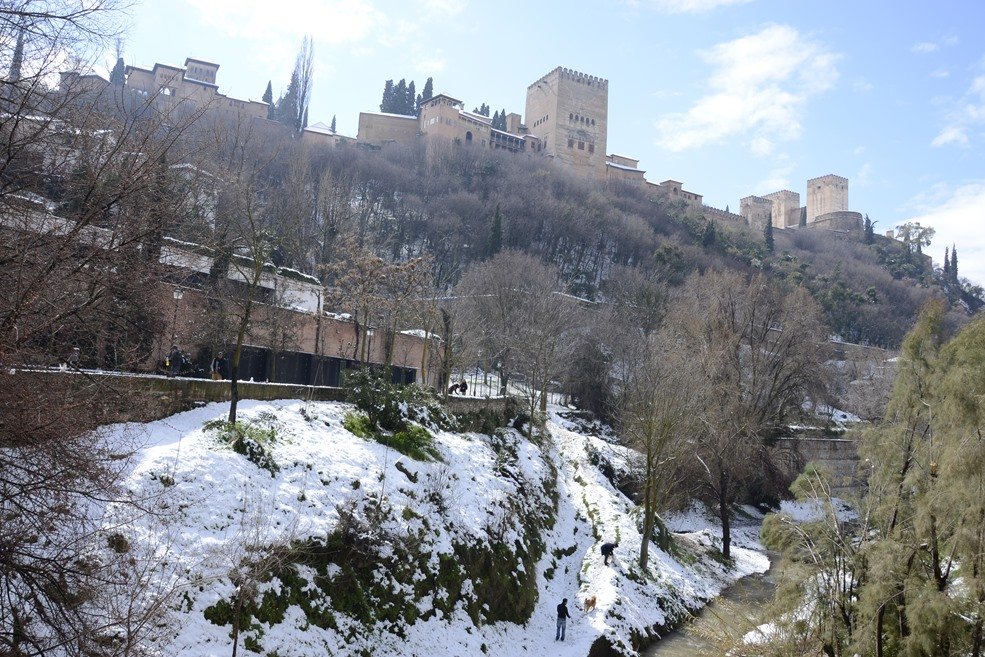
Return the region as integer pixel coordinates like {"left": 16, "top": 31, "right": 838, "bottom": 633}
{"left": 228, "top": 287, "right": 255, "bottom": 424}
{"left": 639, "top": 455, "right": 655, "bottom": 569}
{"left": 718, "top": 476, "right": 731, "bottom": 560}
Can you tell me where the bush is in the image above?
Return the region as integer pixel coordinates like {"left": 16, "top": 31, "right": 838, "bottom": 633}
{"left": 343, "top": 367, "right": 403, "bottom": 432}
{"left": 387, "top": 424, "right": 440, "bottom": 461}
{"left": 206, "top": 419, "right": 280, "bottom": 476}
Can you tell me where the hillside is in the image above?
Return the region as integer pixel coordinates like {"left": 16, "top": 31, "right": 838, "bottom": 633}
{"left": 101, "top": 399, "right": 768, "bottom": 657}
{"left": 224, "top": 139, "right": 972, "bottom": 349}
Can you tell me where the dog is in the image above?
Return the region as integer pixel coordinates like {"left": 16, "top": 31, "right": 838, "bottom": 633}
{"left": 583, "top": 596, "right": 597, "bottom": 612}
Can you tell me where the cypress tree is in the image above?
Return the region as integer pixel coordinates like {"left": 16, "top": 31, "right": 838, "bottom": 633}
{"left": 393, "top": 79, "right": 407, "bottom": 114}
{"left": 380, "top": 79, "right": 394, "bottom": 112}
{"left": 944, "top": 247, "right": 951, "bottom": 278}
{"left": 302, "top": 107, "right": 308, "bottom": 129}
{"left": 110, "top": 56, "right": 126, "bottom": 86}
{"left": 799, "top": 207, "right": 807, "bottom": 227}
{"left": 951, "top": 245, "right": 959, "bottom": 282}
{"left": 863, "top": 215, "right": 875, "bottom": 244}
{"left": 262, "top": 81, "right": 273, "bottom": 105}
{"left": 764, "top": 218, "right": 774, "bottom": 253}
{"left": 8, "top": 28, "right": 24, "bottom": 82}
{"left": 421, "top": 77, "right": 433, "bottom": 103}
{"left": 488, "top": 205, "right": 503, "bottom": 257}
{"left": 407, "top": 80, "right": 416, "bottom": 115}
{"left": 330, "top": 115, "right": 336, "bottom": 132}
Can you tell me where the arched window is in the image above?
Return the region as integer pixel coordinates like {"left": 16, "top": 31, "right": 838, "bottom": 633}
{"left": 466, "top": 131, "right": 473, "bottom": 143}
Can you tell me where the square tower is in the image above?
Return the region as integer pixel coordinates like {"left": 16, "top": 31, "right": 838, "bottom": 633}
{"left": 741, "top": 195, "right": 773, "bottom": 230}
{"left": 525, "top": 67, "right": 608, "bottom": 174}
{"left": 763, "top": 190, "right": 801, "bottom": 228}
{"left": 807, "top": 174, "right": 848, "bottom": 224}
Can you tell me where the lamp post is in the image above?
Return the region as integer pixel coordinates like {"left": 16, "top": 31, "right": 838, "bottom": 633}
{"left": 170, "top": 288, "right": 184, "bottom": 344}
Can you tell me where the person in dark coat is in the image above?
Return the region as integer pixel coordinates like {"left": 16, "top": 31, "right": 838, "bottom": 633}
{"left": 211, "top": 352, "right": 227, "bottom": 380}
{"left": 459, "top": 378, "right": 468, "bottom": 395}
{"left": 167, "top": 345, "right": 182, "bottom": 378}
{"left": 601, "top": 541, "right": 618, "bottom": 566}
{"left": 555, "top": 598, "right": 570, "bottom": 641}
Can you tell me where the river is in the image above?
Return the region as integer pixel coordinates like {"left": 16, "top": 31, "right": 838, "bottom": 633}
{"left": 643, "top": 562, "right": 779, "bottom": 656}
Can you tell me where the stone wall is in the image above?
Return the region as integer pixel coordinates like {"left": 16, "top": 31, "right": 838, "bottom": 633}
{"left": 773, "top": 435, "right": 861, "bottom": 497}
{"left": 356, "top": 112, "right": 419, "bottom": 146}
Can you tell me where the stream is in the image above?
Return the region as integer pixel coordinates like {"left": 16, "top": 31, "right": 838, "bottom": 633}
{"left": 643, "top": 562, "right": 779, "bottom": 656}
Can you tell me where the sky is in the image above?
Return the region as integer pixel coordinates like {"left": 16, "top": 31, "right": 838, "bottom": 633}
{"left": 119, "top": 0, "right": 985, "bottom": 284}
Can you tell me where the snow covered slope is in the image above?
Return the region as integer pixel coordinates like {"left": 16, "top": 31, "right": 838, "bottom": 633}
{"left": 104, "top": 400, "right": 768, "bottom": 656}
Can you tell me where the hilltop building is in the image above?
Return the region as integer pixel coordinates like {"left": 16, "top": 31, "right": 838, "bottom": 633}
{"left": 357, "top": 67, "right": 651, "bottom": 187}
{"left": 60, "top": 57, "right": 270, "bottom": 120}
{"left": 741, "top": 174, "right": 862, "bottom": 233}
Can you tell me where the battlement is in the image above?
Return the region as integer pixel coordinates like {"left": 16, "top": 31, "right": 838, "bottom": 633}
{"left": 528, "top": 66, "right": 608, "bottom": 91}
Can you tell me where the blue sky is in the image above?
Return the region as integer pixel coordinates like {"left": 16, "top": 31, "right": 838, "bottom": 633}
{"left": 120, "top": 0, "right": 985, "bottom": 284}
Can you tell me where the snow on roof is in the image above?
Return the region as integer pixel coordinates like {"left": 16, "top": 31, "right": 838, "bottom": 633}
{"left": 459, "top": 110, "right": 492, "bottom": 124}
{"left": 304, "top": 122, "right": 336, "bottom": 135}
{"left": 362, "top": 111, "right": 418, "bottom": 120}
{"left": 605, "top": 161, "right": 644, "bottom": 172}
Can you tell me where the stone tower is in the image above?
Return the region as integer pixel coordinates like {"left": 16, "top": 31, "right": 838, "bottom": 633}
{"left": 806, "top": 174, "right": 848, "bottom": 224}
{"left": 525, "top": 67, "right": 608, "bottom": 174}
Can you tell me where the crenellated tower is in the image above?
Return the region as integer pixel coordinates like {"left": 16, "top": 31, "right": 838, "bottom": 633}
{"left": 525, "top": 67, "right": 608, "bottom": 175}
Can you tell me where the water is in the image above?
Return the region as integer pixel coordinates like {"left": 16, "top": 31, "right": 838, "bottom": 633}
{"left": 643, "top": 564, "right": 779, "bottom": 657}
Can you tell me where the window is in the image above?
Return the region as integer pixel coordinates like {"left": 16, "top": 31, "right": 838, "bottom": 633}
{"left": 578, "top": 141, "right": 585, "bottom": 150}
{"left": 568, "top": 139, "right": 574, "bottom": 148}
{"left": 588, "top": 144, "right": 594, "bottom": 154}
{"left": 569, "top": 113, "right": 573, "bottom": 120}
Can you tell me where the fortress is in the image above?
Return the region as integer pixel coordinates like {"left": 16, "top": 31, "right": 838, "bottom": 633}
{"left": 357, "top": 65, "right": 863, "bottom": 234}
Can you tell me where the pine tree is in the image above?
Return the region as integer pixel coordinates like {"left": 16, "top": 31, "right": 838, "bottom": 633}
{"left": 488, "top": 206, "right": 503, "bottom": 257}
{"left": 764, "top": 217, "right": 774, "bottom": 253}
{"left": 380, "top": 79, "right": 394, "bottom": 112}
{"left": 330, "top": 115, "right": 336, "bottom": 133}
{"left": 110, "top": 56, "right": 126, "bottom": 86}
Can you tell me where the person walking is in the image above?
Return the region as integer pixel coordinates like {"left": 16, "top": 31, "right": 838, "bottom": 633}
{"left": 555, "top": 598, "right": 570, "bottom": 641}
{"left": 167, "top": 345, "right": 182, "bottom": 378}
{"left": 601, "top": 541, "right": 618, "bottom": 566}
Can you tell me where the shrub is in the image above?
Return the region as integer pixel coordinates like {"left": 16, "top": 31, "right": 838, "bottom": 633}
{"left": 343, "top": 367, "right": 403, "bottom": 432}
{"left": 206, "top": 420, "right": 280, "bottom": 476}
{"left": 386, "top": 424, "right": 440, "bottom": 461}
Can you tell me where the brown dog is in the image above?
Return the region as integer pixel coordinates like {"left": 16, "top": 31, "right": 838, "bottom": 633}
{"left": 583, "top": 596, "right": 597, "bottom": 612}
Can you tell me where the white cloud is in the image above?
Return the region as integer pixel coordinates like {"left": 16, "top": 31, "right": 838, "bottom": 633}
{"left": 932, "top": 72, "right": 985, "bottom": 148}
{"left": 656, "top": 24, "right": 839, "bottom": 153}
{"left": 754, "top": 164, "right": 793, "bottom": 194}
{"left": 932, "top": 125, "right": 969, "bottom": 147}
{"left": 857, "top": 162, "right": 873, "bottom": 187}
{"left": 931, "top": 69, "right": 950, "bottom": 78}
{"left": 646, "top": 0, "right": 753, "bottom": 12}
{"left": 911, "top": 41, "right": 939, "bottom": 54}
{"left": 852, "top": 77, "right": 873, "bottom": 93}
{"left": 907, "top": 181, "right": 985, "bottom": 285}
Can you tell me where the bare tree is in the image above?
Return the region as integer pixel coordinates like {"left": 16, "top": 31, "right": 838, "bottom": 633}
{"left": 671, "top": 270, "right": 828, "bottom": 558}
{"left": 455, "top": 251, "right": 581, "bottom": 434}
